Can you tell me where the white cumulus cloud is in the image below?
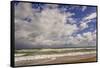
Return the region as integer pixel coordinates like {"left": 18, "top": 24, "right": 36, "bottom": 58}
{"left": 15, "top": 2, "right": 96, "bottom": 48}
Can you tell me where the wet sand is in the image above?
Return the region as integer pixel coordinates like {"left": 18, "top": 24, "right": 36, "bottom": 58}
{"left": 15, "top": 53, "right": 96, "bottom": 66}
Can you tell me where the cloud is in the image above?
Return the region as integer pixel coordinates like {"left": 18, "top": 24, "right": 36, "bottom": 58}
{"left": 15, "top": 2, "right": 78, "bottom": 46}
{"left": 32, "top": 7, "right": 78, "bottom": 45}
{"left": 76, "top": 12, "right": 97, "bottom": 46}
{"left": 79, "top": 22, "right": 88, "bottom": 30}
{"left": 84, "top": 12, "right": 96, "bottom": 20}
{"left": 15, "top": 2, "right": 96, "bottom": 48}
{"left": 67, "top": 31, "right": 96, "bottom": 47}
{"left": 45, "top": 4, "right": 58, "bottom": 9}
{"left": 15, "top": 2, "right": 33, "bottom": 19}
{"left": 79, "top": 12, "right": 96, "bottom": 30}
{"left": 83, "top": 32, "right": 93, "bottom": 41}
{"left": 82, "top": 6, "right": 87, "bottom": 11}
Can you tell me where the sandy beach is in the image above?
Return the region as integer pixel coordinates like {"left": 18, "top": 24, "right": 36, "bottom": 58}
{"left": 15, "top": 51, "right": 96, "bottom": 66}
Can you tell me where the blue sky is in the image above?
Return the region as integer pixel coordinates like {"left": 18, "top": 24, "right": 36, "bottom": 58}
{"left": 30, "top": 3, "right": 97, "bottom": 35}
{"left": 14, "top": 2, "right": 97, "bottom": 49}
{"left": 33, "top": 3, "right": 96, "bottom": 35}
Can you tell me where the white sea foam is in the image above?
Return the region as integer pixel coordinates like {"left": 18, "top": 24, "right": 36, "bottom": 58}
{"left": 15, "top": 51, "right": 96, "bottom": 62}
{"left": 15, "top": 54, "right": 25, "bottom": 57}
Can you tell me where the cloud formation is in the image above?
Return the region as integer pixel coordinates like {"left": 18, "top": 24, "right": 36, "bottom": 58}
{"left": 79, "top": 12, "right": 97, "bottom": 30}
{"left": 84, "top": 12, "right": 96, "bottom": 20}
{"left": 81, "top": 6, "right": 87, "bottom": 11}
{"left": 14, "top": 2, "right": 97, "bottom": 49}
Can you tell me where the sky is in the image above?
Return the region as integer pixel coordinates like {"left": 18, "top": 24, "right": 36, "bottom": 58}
{"left": 14, "top": 1, "right": 97, "bottom": 49}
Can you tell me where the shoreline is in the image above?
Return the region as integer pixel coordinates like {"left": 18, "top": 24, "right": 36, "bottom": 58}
{"left": 15, "top": 53, "right": 96, "bottom": 66}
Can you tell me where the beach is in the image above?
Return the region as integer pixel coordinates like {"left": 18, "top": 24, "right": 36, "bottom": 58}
{"left": 15, "top": 48, "right": 97, "bottom": 66}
